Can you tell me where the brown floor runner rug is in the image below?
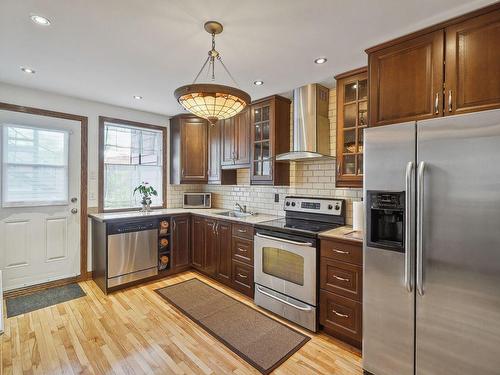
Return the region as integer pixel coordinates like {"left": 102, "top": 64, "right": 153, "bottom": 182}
{"left": 155, "top": 278, "right": 310, "bottom": 374}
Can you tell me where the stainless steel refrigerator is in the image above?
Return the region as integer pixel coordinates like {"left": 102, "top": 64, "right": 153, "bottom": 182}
{"left": 363, "top": 109, "right": 500, "bottom": 375}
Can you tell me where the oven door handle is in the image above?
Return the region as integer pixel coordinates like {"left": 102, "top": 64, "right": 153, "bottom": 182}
{"left": 256, "top": 285, "right": 313, "bottom": 311}
{"left": 255, "top": 233, "right": 313, "bottom": 247}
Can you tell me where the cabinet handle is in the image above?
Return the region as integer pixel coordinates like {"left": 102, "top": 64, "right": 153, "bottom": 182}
{"left": 332, "top": 309, "right": 349, "bottom": 318}
{"left": 448, "top": 90, "right": 452, "bottom": 112}
{"left": 237, "top": 247, "right": 247, "bottom": 252}
{"left": 434, "top": 92, "right": 439, "bottom": 114}
{"left": 237, "top": 229, "right": 247, "bottom": 233}
{"left": 337, "top": 161, "right": 342, "bottom": 175}
{"left": 333, "top": 275, "right": 350, "bottom": 282}
{"left": 173, "top": 220, "right": 176, "bottom": 231}
{"left": 333, "top": 249, "right": 349, "bottom": 255}
{"left": 215, "top": 223, "right": 219, "bottom": 236}
{"left": 181, "top": 168, "right": 184, "bottom": 177}
{"left": 237, "top": 273, "right": 247, "bottom": 279}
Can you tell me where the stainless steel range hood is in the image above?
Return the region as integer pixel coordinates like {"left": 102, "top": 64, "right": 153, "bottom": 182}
{"left": 276, "top": 83, "right": 333, "bottom": 161}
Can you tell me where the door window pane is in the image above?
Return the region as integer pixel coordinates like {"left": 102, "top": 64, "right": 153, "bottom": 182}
{"left": 262, "top": 247, "right": 304, "bottom": 285}
{"left": 343, "top": 129, "right": 356, "bottom": 153}
{"left": 359, "top": 101, "right": 368, "bottom": 127}
{"left": 344, "top": 82, "right": 357, "bottom": 102}
{"left": 103, "top": 123, "right": 163, "bottom": 210}
{"left": 2, "top": 125, "right": 69, "bottom": 207}
{"left": 358, "top": 79, "right": 368, "bottom": 100}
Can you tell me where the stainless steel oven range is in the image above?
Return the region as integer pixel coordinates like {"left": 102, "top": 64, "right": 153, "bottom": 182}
{"left": 254, "top": 196, "right": 345, "bottom": 331}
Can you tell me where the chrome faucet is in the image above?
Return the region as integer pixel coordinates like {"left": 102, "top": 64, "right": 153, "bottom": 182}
{"left": 235, "top": 203, "right": 247, "bottom": 213}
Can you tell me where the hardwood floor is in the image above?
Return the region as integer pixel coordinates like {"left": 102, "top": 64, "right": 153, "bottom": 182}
{"left": 1, "top": 271, "right": 362, "bottom": 375}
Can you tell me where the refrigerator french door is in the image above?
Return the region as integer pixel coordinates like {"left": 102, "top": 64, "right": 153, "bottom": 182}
{"left": 363, "top": 109, "right": 500, "bottom": 375}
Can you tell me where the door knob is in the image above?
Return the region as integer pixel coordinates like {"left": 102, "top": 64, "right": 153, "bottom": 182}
{"left": 71, "top": 208, "right": 78, "bottom": 214}
{"left": 71, "top": 197, "right": 78, "bottom": 203}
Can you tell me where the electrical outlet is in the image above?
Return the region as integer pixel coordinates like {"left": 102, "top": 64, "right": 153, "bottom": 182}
{"left": 274, "top": 193, "right": 280, "bottom": 203}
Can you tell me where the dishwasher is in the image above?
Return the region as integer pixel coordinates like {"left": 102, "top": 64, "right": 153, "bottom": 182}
{"left": 107, "top": 219, "right": 158, "bottom": 288}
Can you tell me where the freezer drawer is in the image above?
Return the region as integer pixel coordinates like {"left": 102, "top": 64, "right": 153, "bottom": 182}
{"left": 107, "top": 229, "right": 158, "bottom": 280}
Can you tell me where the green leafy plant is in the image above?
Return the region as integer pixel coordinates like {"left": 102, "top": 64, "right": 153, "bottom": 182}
{"left": 133, "top": 182, "right": 158, "bottom": 205}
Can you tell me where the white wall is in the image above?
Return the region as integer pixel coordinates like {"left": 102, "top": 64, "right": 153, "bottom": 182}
{"left": 0, "top": 82, "right": 169, "bottom": 208}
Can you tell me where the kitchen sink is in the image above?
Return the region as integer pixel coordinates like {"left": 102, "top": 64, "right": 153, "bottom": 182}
{"left": 216, "top": 210, "right": 255, "bottom": 218}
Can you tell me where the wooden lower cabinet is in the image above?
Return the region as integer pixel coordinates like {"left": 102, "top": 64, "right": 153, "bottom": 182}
{"left": 215, "top": 221, "right": 232, "bottom": 285}
{"left": 171, "top": 215, "right": 190, "bottom": 269}
{"left": 319, "top": 236, "right": 363, "bottom": 348}
{"left": 231, "top": 259, "right": 254, "bottom": 297}
{"left": 320, "top": 290, "right": 362, "bottom": 344}
{"left": 190, "top": 215, "right": 254, "bottom": 298}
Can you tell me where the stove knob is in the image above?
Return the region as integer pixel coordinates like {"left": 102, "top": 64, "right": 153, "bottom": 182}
{"left": 291, "top": 202, "right": 296, "bottom": 207}
{"left": 335, "top": 204, "right": 340, "bottom": 210}
{"left": 328, "top": 204, "right": 333, "bottom": 210}
{"left": 285, "top": 201, "right": 290, "bottom": 206}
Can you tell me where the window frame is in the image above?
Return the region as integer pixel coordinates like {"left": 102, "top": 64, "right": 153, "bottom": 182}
{"left": 98, "top": 116, "right": 167, "bottom": 213}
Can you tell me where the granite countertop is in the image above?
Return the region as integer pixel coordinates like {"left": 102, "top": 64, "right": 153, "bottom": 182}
{"left": 88, "top": 208, "right": 279, "bottom": 225}
{"left": 319, "top": 226, "right": 363, "bottom": 244}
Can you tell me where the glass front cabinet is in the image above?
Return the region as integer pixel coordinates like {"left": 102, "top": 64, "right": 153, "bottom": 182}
{"left": 335, "top": 67, "right": 367, "bottom": 188}
{"left": 250, "top": 95, "right": 291, "bottom": 185}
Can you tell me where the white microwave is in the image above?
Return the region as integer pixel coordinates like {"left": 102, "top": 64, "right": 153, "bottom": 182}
{"left": 183, "top": 193, "right": 211, "bottom": 209}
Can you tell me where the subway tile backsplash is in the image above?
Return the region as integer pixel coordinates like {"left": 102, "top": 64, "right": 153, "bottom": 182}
{"left": 167, "top": 88, "right": 363, "bottom": 225}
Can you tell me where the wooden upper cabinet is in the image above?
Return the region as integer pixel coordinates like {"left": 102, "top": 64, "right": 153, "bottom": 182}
{"left": 250, "top": 95, "right": 290, "bottom": 186}
{"left": 367, "top": 3, "right": 500, "bottom": 126}
{"left": 335, "top": 67, "right": 367, "bottom": 188}
{"left": 169, "top": 115, "right": 208, "bottom": 184}
{"left": 368, "top": 30, "right": 444, "bottom": 126}
{"left": 221, "top": 108, "right": 251, "bottom": 169}
{"left": 208, "top": 121, "right": 236, "bottom": 185}
{"left": 445, "top": 9, "right": 500, "bottom": 115}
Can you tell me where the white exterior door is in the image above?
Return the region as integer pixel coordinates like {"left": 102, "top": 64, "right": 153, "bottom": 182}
{"left": 0, "top": 110, "right": 81, "bottom": 291}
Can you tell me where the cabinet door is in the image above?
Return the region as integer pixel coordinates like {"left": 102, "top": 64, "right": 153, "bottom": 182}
{"left": 207, "top": 121, "right": 221, "bottom": 183}
{"left": 172, "top": 215, "right": 190, "bottom": 269}
{"left": 336, "top": 68, "right": 367, "bottom": 188}
{"left": 216, "top": 221, "right": 232, "bottom": 284}
{"left": 204, "top": 219, "right": 218, "bottom": 277}
{"left": 181, "top": 118, "right": 207, "bottom": 182}
{"left": 250, "top": 101, "right": 273, "bottom": 183}
{"left": 368, "top": 30, "right": 444, "bottom": 126}
{"left": 221, "top": 118, "right": 235, "bottom": 166}
{"left": 190, "top": 216, "right": 205, "bottom": 269}
{"left": 445, "top": 9, "right": 500, "bottom": 116}
{"left": 234, "top": 108, "right": 250, "bottom": 166}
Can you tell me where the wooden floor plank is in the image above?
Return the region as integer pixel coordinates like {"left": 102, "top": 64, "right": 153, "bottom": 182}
{"left": 1, "top": 271, "right": 363, "bottom": 374}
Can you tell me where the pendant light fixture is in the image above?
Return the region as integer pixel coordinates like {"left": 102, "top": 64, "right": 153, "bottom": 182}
{"left": 174, "top": 21, "right": 251, "bottom": 125}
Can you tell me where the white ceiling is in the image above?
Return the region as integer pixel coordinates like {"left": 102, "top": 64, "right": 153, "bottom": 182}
{"left": 0, "top": 0, "right": 496, "bottom": 116}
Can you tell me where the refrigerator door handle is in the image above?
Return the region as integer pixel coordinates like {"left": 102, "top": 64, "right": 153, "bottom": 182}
{"left": 417, "top": 161, "right": 426, "bottom": 296}
{"left": 405, "top": 161, "right": 414, "bottom": 293}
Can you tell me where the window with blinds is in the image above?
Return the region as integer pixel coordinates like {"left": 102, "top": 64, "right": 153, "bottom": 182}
{"left": 2, "top": 125, "right": 69, "bottom": 207}
{"left": 103, "top": 122, "right": 163, "bottom": 210}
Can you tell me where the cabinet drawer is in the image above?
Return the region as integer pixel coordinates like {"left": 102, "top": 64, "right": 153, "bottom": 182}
{"left": 320, "top": 258, "right": 362, "bottom": 302}
{"left": 232, "top": 237, "right": 254, "bottom": 265}
{"left": 232, "top": 223, "right": 253, "bottom": 240}
{"left": 320, "top": 290, "right": 362, "bottom": 342}
{"left": 320, "top": 239, "right": 362, "bottom": 265}
{"left": 231, "top": 260, "right": 254, "bottom": 297}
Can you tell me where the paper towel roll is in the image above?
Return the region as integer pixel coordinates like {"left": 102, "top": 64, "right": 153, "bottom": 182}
{"left": 352, "top": 201, "right": 364, "bottom": 232}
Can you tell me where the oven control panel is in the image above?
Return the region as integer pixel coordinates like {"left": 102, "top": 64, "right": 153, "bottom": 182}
{"left": 283, "top": 196, "right": 344, "bottom": 216}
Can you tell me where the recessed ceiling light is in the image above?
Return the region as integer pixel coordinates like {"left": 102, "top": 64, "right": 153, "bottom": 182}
{"left": 30, "top": 15, "right": 51, "bottom": 26}
{"left": 314, "top": 57, "right": 328, "bottom": 64}
{"left": 133, "top": 95, "right": 143, "bottom": 100}
{"left": 253, "top": 80, "right": 264, "bottom": 86}
{"left": 21, "top": 67, "right": 36, "bottom": 74}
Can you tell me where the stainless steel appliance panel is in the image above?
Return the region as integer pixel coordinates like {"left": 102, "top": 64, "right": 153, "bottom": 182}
{"left": 416, "top": 110, "right": 500, "bottom": 375}
{"left": 254, "top": 233, "right": 316, "bottom": 306}
{"left": 363, "top": 122, "right": 416, "bottom": 375}
{"left": 254, "top": 284, "right": 316, "bottom": 331}
{"left": 107, "top": 229, "right": 158, "bottom": 280}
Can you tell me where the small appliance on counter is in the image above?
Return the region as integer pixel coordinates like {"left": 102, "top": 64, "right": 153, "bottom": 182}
{"left": 254, "top": 196, "right": 346, "bottom": 331}
{"left": 183, "top": 192, "right": 211, "bottom": 208}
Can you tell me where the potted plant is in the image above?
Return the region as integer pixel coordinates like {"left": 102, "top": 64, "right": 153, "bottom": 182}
{"left": 133, "top": 182, "right": 158, "bottom": 212}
